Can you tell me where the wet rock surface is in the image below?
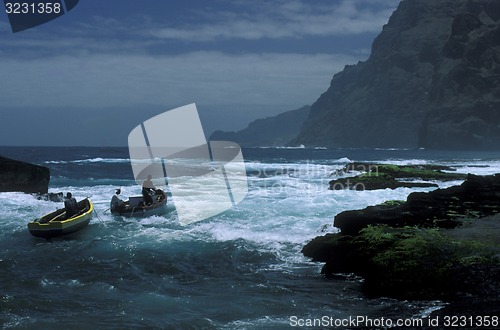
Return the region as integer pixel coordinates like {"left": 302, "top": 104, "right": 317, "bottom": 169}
{"left": 329, "top": 162, "right": 465, "bottom": 191}
{"left": 0, "top": 156, "right": 50, "bottom": 194}
{"left": 304, "top": 174, "right": 500, "bottom": 318}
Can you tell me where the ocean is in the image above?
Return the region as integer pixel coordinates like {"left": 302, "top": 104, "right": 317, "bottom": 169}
{"left": 1, "top": 146, "right": 500, "bottom": 329}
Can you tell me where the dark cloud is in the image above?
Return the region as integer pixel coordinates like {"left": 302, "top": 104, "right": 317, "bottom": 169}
{"left": 0, "top": 0, "right": 400, "bottom": 146}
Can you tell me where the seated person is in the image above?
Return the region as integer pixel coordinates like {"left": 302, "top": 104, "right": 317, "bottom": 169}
{"left": 142, "top": 175, "right": 155, "bottom": 205}
{"left": 111, "top": 188, "right": 125, "bottom": 213}
{"left": 64, "top": 192, "right": 79, "bottom": 219}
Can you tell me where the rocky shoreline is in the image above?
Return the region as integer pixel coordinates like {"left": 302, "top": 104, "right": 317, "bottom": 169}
{"left": 304, "top": 164, "right": 500, "bottom": 318}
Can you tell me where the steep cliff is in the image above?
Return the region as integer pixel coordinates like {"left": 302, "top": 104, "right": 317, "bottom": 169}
{"left": 210, "top": 106, "right": 309, "bottom": 147}
{"left": 292, "top": 0, "right": 500, "bottom": 149}
{"left": 0, "top": 156, "right": 50, "bottom": 194}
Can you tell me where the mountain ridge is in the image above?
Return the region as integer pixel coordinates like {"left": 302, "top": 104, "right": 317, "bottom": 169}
{"left": 291, "top": 0, "right": 500, "bottom": 149}
{"left": 209, "top": 106, "right": 310, "bottom": 147}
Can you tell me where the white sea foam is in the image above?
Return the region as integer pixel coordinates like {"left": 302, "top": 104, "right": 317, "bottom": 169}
{"left": 274, "top": 144, "right": 305, "bottom": 149}
{"left": 334, "top": 157, "right": 352, "bottom": 163}
{"left": 2, "top": 157, "right": 499, "bottom": 270}
{"left": 445, "top": 160, "right": 500, "bottom": 175}
{"left": 377, "top": 159, "right": 430, "bottom": 165}
{"left": 45, "top": 157, "right": 132, "bottom": 164}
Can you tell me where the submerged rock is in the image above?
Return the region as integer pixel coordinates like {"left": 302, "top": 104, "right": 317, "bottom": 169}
{"left": 0, "top": 156, "right": 50, "bottom": 194}
{"left": 37, "top": 192, "right": 63, "bottom": 202}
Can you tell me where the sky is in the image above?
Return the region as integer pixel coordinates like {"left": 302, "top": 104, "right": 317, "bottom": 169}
{"left": 0, "top": 0, "right": 400, "bottom": 146}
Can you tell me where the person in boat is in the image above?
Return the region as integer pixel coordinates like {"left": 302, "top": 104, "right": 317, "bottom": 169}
{"left": 142, "top": 174, "right": 156, "bottom": 206}
{"left": 64, "top": 192, "right": 79, "bottom": 219}
{"left": 111, "top": 188, "right": 125, "bottom": 213}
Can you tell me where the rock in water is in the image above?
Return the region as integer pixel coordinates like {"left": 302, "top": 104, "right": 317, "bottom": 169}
{"left": 37, "top": 192, "right": 64, "bottom": 202}
{"left": 0, "top": 156, "right": 50, "bottom": 194}
{"left": 292, "top": 0, "right": 500, "bottom": 149}
{"left": 334, "top": 173, "right": 500, "bottom": 235}
{"left": 303, "top": 174, "right": 500, "bottom": 312}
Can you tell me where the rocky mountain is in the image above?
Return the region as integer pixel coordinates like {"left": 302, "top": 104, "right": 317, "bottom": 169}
{"left": 292, "top": 0, "right": 500, "bottom": 149}
{"left": 210, "top": 106, "right": 310, "bottom": 147}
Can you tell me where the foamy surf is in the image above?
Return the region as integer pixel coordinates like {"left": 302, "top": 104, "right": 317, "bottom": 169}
{"left": 2, "top": 146, "right": 500, "bottom": 328}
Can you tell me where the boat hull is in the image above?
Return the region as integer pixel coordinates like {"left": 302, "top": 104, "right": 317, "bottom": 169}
{"left": 28, "top": 199, "right": 93, "bottom": 238}
{"left": 111, "top": 189, "right": 167, "bottom": 218}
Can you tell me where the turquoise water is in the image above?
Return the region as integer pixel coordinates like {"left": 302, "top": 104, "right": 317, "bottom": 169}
{"left": 1, "top": 147, "right": 500, "bottom": 329}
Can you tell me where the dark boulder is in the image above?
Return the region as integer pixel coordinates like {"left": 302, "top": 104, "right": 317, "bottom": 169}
{"left": 0, "top": 156, "right": 50, "bottom": 194}
{"left": 304, "top": 173, "right": 500, "bottom": 316}
{"left": 303, "top": 224, "right": 500, "bottom": 304}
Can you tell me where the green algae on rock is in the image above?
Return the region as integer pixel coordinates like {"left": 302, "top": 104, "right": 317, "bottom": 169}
{"left": 329, "top": 162, "right": 466, "bottom": 190}
{"left": 303, "top": 225, "right": 500, "bottom": 301}
{"left": 334, "top": 174, "right": 500, "bottom": 235}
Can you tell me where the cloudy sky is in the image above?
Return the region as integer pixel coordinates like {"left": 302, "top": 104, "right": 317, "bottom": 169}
{"left": 0, "top": 0, "right": 400, "bottom": 146}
